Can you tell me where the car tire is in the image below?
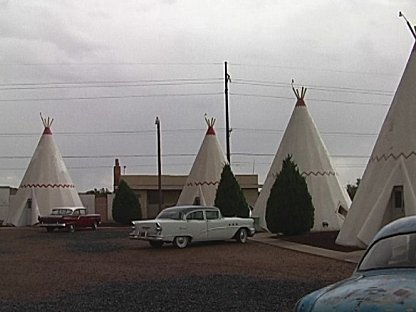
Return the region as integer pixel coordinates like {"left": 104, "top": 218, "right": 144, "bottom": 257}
{"left": 92, "top": 221, "right": 98, "bottom": 231}
{"left": 149, "top": 241, "right": 164, "bottom": 248}
{"left": 68, "top": 224, "right": 75, "bottom": 233}
{"left": 236, "top": 228, "right": 248, "bottom": 244}
{"left": 46, "top": 227, "right": 54, "bottom": 233}
{"left": 173, "top": 236, "right": 189, "bottom": 249}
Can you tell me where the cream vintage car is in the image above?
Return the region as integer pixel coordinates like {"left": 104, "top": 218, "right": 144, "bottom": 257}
{"left": 129, "top": 205, "right": 255, "bottom": 248}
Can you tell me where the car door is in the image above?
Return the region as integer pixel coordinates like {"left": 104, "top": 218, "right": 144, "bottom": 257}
{"left": 76, "top": 209, "right": 89, "bottom": 227}
{"left": 185, "top": 210, "right": 208, "bottom": 242}
{"left": 206, "top": 210, "right": 229, "bottom": 240}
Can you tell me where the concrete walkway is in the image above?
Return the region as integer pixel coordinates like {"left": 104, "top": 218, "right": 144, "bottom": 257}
{"left": 250, "top": 232, "right": 365, "bottom": 264}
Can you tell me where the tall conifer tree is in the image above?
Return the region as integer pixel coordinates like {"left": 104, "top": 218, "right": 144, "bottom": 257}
{"left": 215, "top": 164, "right": 250, "bottom": 217}
{"left": 112, "top": 180, "right": 142, "bottom": 224}
{"left": 265, "top": 155, "right": 314, "bottom": 234}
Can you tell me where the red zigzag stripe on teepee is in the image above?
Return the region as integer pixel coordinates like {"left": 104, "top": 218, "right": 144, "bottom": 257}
{"left": 20, "top": 184, "right": 75, "bottom": 189}
{"left": 370, "top": 151, "right": 416, "bottom": 163}
{"left": 301, "top": 171, "right": 336, "bottom": 177}
{"left": 186, "top": 181, "right": 219, "bottom": 186}
{"left": 272, "top": 171, "right": 335, "bottom": 178}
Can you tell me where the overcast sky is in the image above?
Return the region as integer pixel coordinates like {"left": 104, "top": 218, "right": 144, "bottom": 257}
{"left": 0, "top": 0, "right": 415, "bottom": 192}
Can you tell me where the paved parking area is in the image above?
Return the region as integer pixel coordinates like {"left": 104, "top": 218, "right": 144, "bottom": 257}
{"left": 0, "top": 227, "right": 355, "bottom": 311}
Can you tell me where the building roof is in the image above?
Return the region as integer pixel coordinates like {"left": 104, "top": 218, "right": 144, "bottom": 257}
{"left": 121, "top": 174, "right": 259, "bottom": 191}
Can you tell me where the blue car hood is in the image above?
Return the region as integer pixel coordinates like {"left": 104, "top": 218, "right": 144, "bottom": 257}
{"left": 307, "top": 271, "right": 416, "bottom": 311}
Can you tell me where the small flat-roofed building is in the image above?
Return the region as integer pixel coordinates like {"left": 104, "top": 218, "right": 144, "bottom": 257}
{"left": 0, "top": 187, "right": 17, "bottom": 223}
{"left": 114, "top": 159, "right": 259, "bottom": 219}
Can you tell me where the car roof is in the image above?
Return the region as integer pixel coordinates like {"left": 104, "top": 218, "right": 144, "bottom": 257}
{"left": 52, "top": 207, "right": 86, "bottom": 211}
{"left": 161, "top": 205, "right": 218, "bottom": 214}
{"left": 372, "top": 215, "right": 416, "bottom": 243}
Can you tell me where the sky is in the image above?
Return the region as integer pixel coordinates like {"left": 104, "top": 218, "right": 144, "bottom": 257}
{"left": 0, "top": 0, "right": 415, "bottom": 192}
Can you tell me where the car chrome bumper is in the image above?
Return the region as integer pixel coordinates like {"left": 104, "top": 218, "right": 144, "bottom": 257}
{"left": 129, "top": 233, "right": 165, "bottom": 241}
{"left": 39, "top": 223, "right": 67, "bottom": 228}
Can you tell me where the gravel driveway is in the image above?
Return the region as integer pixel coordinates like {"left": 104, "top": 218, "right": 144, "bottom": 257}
{"left": 0, "top": 227, "right": 355, "bottom": 311}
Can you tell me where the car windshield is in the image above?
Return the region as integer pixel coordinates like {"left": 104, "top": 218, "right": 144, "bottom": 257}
{"left": 157, "top": 209, "right": 185, "bottom": 220}
{"left": 51, "top": 209, "right": 73, "bottom": 215}
{"left": 358, "top": 233, "right": 416, "bottom": 271}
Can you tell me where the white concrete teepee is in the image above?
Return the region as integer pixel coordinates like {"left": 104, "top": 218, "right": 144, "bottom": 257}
{"left": 337, "top": 41, "right": 416, "bottom": 247}
{"left": 177, "top": 116, "right": 228, "bottom": 206}
{"left": 253, "top": 86, "right": 351, "bottom": 232}
{"left": 4, "top": 115, "right": 83, "bottom": 226}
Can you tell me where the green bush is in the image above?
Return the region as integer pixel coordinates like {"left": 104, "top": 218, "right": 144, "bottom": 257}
{"left": 112, "top": 180, "right": 142, "bottom": 225}
{"left": 265, "top": 155, "right": 314, "bottom": 235}
{"left": 215, "top": 164, "right": 250, "bottom": 217}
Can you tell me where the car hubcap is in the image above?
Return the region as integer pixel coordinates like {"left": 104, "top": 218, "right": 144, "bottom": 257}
{"left": 176, "top": 236, "right": 188, "bottom": 248}
{"left": 240, "top": 230, "right": 247, "bottom": 242}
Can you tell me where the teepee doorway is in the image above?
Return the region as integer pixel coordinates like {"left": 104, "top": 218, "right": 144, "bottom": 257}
{"left": 388, "top": 185, "right": 405, "bottom": 223}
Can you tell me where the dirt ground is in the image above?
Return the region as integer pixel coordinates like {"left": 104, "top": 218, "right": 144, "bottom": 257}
{"left": 0, "top": 227, "right": 356, "bottom": 310}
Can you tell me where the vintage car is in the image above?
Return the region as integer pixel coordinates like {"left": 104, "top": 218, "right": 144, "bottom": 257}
{"left": 295, "top": 215, "right": 416, "bottom": 311}
{"left": 129, "top": 205, "right": 255, "bottom": 248}
{"left": 38, "top": 207, "right": 101, "bottom": 232}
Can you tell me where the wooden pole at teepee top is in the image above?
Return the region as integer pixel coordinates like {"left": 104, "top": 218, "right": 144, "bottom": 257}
{"left": 204, "top": 115, "right": 216, "bottom": 128}
{"left": 40, "top": 113, "right": 54, "bottom": 128}
{"left": 399, "top": 11, "right": 416, "bottom": 40}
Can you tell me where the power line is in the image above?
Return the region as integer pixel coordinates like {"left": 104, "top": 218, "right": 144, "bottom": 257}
{"left": 0, "top": 77, "right": 222, "bottom": 89}
{"left": 0, "top": 152, "right": 371, "bottom": 160}
{"left": 0, "top": 80, "right": 222, "bottom": 91}
{"left": 0, "top": 77, "right": 394, "bottom": 98}
{"left": 0, "top": 127, "right": 380, "bottom": 138}
{"left": 0, "top": 161, "right": 368, "bottom": 172}
{"left": 0, "top": 92, "right": 223, "bottom": 102}
{"left": 0, "top": 128, "right": 207, "bottom": 137}
{"left": 230, "top": 92, "right": 390, "bottom": 107}
{"left": 0, "top": 62, "right": 223, "bottom": 66}
{"left": 229, "top": 62, "right": 399, "bottom": 77}
{"left": 232, "top": 128, "right": 379, "bottom": 137}
{"left": 0, "top": 153, "right": 198, "bottom": 160}
{"left": 0, "top": 60, "right": 397, "bottom": 78}
{"left": 0, "top": 161, "right": 195, "bottom": 171}
{"left": 231, "top": 152, "right": 370, "bottom": 158}
{"left": 232, "top": 78, "right": 394, "bottom": 96}
{"left": 0, "top": 91, "right": 389, "bottom": 106}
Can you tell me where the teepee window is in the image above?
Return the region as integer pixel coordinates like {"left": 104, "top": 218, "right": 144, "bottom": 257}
{"left": 337, "top": 205, "right": 348, "bottom": 218}
{"left": 27, "top": 198, "right": 32, "bottom": 209}
{"left": 393, "top": 186, "right": 404, "bottom": 209}
{"left": 193, "top": 197, "right": 201, "bottom": 205}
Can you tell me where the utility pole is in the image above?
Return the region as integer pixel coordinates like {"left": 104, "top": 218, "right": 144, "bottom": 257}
{"left": 224, "top": 61, "right": 231, "bottom": 163}
{"left": 155, "top": 116, "right": 162, "bottom": 212}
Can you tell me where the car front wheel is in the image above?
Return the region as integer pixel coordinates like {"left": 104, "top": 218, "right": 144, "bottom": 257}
{"left": 68, "top": 224, "right": 75, "bottom": 233}
{"left": 236, "top": 228, "right": 248, "bottom": 244}
{"left": 92, "top": 221, "right": 98, "bottom": 231}
{"left": 173, "top": 236, "right": 189, "bottom": 249}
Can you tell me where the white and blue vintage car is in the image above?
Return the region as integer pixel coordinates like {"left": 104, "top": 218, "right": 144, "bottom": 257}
{"left": 129, "top": 205, "right": 255, "bottom": 248}
{"left": 295, "top": 215, "right": 416, "bottom": 311}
